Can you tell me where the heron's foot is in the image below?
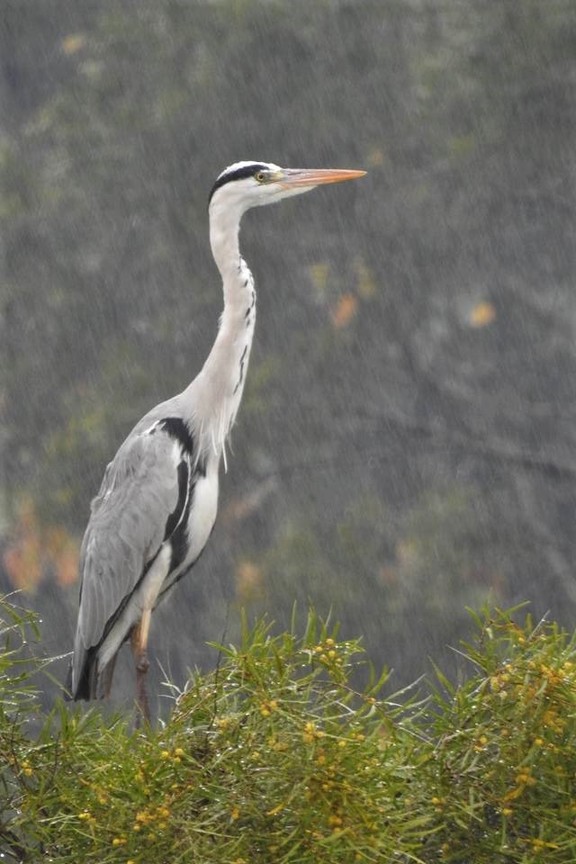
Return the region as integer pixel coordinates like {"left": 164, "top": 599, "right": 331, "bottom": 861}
{"left": 136, "top": 651, "right": 150, "bottom": 675}
{"left": 135, "top": 651, "right": 151, "bottom": 727}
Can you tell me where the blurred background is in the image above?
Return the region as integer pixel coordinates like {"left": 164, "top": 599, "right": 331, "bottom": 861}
{"left": 1, "top": 0, "right": 576, "bottom": 715}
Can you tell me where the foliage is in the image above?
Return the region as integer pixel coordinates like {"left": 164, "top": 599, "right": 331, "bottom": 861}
{"left": 421, "top": 608, "right": 576, "bottom": 862}
{"left": 1, "top": 596, "right": 576, "bottom": 862}
{"left": 0, "top": 595, "right": 43, "bottom": 859}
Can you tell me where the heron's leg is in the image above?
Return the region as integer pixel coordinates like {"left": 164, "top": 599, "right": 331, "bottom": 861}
{"left": 131, "top": 609, "right": 152, "bottom": 725}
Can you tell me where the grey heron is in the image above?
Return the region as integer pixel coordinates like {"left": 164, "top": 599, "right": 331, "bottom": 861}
{"left": 69, "top": 160, "right": 366, "bottom": 720}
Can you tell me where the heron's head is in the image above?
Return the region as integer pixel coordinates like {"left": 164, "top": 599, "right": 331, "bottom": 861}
{"left": 208, "top": 160, "right": 366, "bottom": 217}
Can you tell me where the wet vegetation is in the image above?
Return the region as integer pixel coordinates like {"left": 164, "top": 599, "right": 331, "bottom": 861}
{"left": 2, "top": 597, "right": 576, "bottom": 862}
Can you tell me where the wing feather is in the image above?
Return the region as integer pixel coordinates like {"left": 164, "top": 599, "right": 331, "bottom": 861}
{"left": 75, "top": 422, "right": 191, "bottom": 658}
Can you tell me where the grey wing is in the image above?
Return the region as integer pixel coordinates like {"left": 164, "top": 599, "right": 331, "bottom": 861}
{"left": 74, "top": 419, "right": 191, "bottom": 672}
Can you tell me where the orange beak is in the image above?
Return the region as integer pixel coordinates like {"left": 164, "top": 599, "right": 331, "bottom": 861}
{"left": 278, "top": 168, "right": 367, "bottom": 189}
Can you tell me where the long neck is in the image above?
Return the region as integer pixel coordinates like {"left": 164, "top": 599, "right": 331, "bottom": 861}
{"left": 186, "top": 202, "right": 257, "bottom": 459}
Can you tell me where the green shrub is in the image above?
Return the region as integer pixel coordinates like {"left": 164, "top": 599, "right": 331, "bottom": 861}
{"left": 421, "top": 608, "right": 576, "bottom": 862}
{"left": 1, "top": 597, "right": 576, "bottom": 862}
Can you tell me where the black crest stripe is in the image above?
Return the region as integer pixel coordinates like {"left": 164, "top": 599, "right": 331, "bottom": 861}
{"left": 208, "top": 163, "right": 269, "bottom": 204}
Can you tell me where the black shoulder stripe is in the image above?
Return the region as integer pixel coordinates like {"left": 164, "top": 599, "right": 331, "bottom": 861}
{"left": 164, "top": 459, "right": 190, "bottom": 541}
{"left": 161, "top": 520, "right": 215, "bottom": 600}
{"left": 160, "top": 417, "right": 195, "bottom": 456}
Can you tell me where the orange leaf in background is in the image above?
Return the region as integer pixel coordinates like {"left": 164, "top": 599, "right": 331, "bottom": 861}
{"left": 45, "top": 526, "right": 80, "bottom": 586}
{"left": 3, "top": 541, "right": 42, "bottom": 592}
{"left": 222, "top": 478, "right": 277, "bottom": 526}
{"left": 2, "top": 499, "right": 42, "bottom": 591}
{"left": 235, "top": 560, "right": 264, "bottom": 604}
{"left": 331, "top": 293, "right": 358, "bottom": 329}
{"left": 62, "top": 33, "right": 86, "bottom": 55}
{"left": 469, "top": 301, "right": 496, "bottom": 328}
{"left": 2, "top": 498, "right": 80, "bottom": 591}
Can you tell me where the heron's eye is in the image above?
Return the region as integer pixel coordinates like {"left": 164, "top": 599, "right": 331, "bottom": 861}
{"left": 254, "top": 171, "right": 267, "bottom": 183}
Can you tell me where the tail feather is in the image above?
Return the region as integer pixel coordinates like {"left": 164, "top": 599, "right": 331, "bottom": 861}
{"left": 67, "top": 647, "right": 117, "bottom": 701}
